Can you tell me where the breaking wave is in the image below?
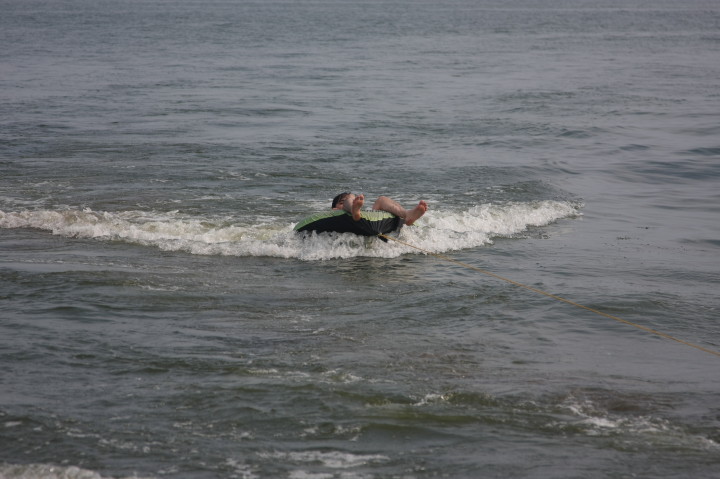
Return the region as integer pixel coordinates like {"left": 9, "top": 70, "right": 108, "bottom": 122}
{"left": 0, "top": 200, "right": 581, "bottom": 261}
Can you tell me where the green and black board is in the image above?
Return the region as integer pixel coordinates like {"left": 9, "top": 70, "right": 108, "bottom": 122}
{"left": 294, "top": 210, "right": 403, "bottom": 239}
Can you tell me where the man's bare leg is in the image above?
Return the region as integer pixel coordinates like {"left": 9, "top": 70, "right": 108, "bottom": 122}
{"left": 342, "top": 193, "right": 364, "bottom": 221}
{"left": 404, "top": 200, "right": 428, "bottom": 226}
{"left": 372, "top": 196, "right": 428, "bottom": 226}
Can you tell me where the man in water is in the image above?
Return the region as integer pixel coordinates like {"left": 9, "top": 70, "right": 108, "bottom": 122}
{"left": 331, "top": 192, "right": 428, "bottom": 226}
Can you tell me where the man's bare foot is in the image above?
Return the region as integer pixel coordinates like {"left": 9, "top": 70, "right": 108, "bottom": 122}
{"left": 351, "top": 194, "right": 364, "bottom": 221}
{"left": 404, "top": 200, "right": 428, "bottom": 226}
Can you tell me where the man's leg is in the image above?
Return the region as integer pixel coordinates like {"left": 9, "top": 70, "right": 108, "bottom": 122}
{"left": 372, "top": 196, "right": 427, "bottom": 226}
{"left": 343, "top": 194, "right": 364, "bottom": 221}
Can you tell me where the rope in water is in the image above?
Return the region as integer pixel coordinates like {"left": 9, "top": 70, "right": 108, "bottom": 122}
{"left": 378, "top": 234, "right": 720, "bottom": 359}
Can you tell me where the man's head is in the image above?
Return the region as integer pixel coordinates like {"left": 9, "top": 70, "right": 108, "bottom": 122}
{"left": 332, "top": 192, "right": 351, "bottom": 209}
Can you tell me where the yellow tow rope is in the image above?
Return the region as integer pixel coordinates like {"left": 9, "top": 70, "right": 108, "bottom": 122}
{"left": 378, "top": 234, "right": 720, "bottom": 359}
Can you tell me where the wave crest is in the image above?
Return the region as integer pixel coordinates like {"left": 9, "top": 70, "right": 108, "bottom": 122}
{"left": 0, "top": 200, "right": 581, "bottom": 260}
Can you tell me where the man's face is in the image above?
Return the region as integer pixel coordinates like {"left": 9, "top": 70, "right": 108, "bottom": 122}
{"left": 333, "top": 193, "right": 354, "bottom": 209}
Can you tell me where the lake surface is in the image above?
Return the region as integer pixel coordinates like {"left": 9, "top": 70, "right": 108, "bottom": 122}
{"left": 1, "top": 1, "right": 719, "bottom": 478}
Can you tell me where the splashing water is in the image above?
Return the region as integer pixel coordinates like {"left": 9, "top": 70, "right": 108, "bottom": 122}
{"left": 1, "top": 200, "right": 581, "bottom": 260}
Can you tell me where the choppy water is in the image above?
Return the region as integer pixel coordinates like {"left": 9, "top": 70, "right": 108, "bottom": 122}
{"left": 1, "top": 1, "right": 719, "bottom": 478}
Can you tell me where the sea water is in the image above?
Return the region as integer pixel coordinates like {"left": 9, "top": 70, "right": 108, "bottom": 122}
{"left": 1, "top": 0, "right": 719, "bottom": 478}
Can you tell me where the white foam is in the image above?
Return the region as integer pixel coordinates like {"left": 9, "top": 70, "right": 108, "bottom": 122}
{"left": 258, "top": 450, "right": 389, "bottom": 469}
{"left": 0, "top": 200, "right": 581, "bottom": 261}
{"left": 563, "top": 398, "right": 720, "bottom": 450}
{"left": 413, "top": 393, "right": 451, "bottom": 406}
{"left": 224, "top": 459, "right": 259, "bottom": 479}
{"left": 0, "top": 463, "right": 154, "bottom": 479}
